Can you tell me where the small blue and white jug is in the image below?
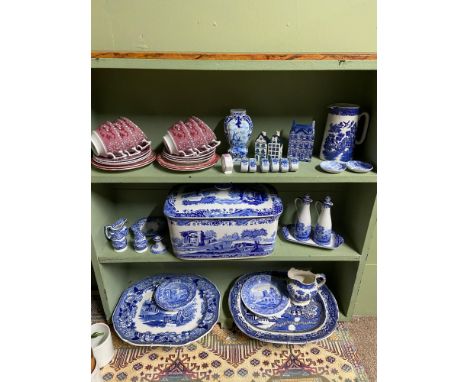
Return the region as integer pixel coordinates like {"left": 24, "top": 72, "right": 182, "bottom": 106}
{"left": 104, "top": 218, "right": 129, "bottom": 252}
{"left": 313, "top": 196, "right": 333, "bottom": 246}
{"left": 294, "top": 194, "right": 313, "bottom": 241}
{"left": 320, "top": 104, "right": 370, "bottom": 162}
{"left": 287, "top": 268, "right": 327, "bottom": 306}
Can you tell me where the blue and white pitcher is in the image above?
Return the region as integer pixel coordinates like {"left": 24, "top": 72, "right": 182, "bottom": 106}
{"left": 320, "top": 104, "right": 369, "bottom": 162}
{"left": 294, "top": 194, "right": 313, "bottom": 241}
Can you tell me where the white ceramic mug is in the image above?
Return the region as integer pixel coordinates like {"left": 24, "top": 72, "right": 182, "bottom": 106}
{"left": 91, "top": 323, "right": 114, "bottom": 368}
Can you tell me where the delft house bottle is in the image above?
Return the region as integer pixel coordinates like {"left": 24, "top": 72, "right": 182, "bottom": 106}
{"left": 294, "top": 194, "right": 313, "bottom": 241}
{"left": 313, "top": 196, "right": 333, "bottom": 245}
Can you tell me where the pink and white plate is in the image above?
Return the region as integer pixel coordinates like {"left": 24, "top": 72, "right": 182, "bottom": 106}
{"left": 156, "top": 153, "right": 219, "bottom": 172}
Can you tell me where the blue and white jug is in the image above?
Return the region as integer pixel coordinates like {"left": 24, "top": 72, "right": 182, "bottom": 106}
{"left": 313, "top": 196, "right": 333, "bottom": 245}
{"left": 294, "top": 194, "right": 313, "bottom": 241}
{"left": 320, "top": 104, "right": 370, "bottom": 162}
{"left": 224, "top": 109, "right": 254, "bottom": 163}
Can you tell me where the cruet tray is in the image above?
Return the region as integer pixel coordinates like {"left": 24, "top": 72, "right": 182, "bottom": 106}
{"left": 229, "top": 272, "right": 339, "bottom": 344}
{"left": 112, "top": 274, "right": 220, "bottom": 346}
{"left": 281, "top": 224, "right": 344, "bottom": 250}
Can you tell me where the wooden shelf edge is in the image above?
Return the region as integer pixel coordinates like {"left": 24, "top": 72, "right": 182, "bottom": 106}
{"left": 91, "top": 51, "right": 377, "bottom": 61}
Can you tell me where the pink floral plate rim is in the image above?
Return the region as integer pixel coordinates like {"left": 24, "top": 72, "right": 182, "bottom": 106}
{"left": 156, "top": 153, "right": 220, "bottom": 172}
{"left": 91, "top": 152, "right": 156, "bottom": 171}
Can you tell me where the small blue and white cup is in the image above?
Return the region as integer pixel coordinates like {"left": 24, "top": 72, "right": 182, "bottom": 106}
{"left": 270, "top": 158, "right": 280, "bottom": 172}
{"left": 280, "top": 158, "right": 289, "bottom": 172}
{"left": 248, "top": 158, "right": 257, "bottom": 172}
{"left": 287, "top": 268, "right": 326, "bottom": 306}
{"left": 260, "top": 158, "right": 270, "bottom": 173}
{"left": 289, "top": 158, "right": 299, "bottom": 172}
{"left": 240, "top": 158, "right": 249, "bottom": 173}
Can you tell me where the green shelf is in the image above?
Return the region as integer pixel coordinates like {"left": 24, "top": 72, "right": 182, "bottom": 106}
{"left": 91, "top": 58, "right": 376, "bottom": 71}
{"left": 91, "top": 157, "right": 376, "bottom": 184}
{"left": 97, "top": 233, "right": 360, "bottom": 263}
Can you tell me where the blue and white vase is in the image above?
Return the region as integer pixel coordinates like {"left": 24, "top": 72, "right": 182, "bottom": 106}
{"left": 104, "top": 218, "right": 129, "bottom": 252}
{"left": 313, "top": 196, "right": 333, "bottom": 245}
{"left": 320, "top": 104, "right": 370, "bottom": 162}
{"left": 294, "top": 194, "right": 313, "bottom": 241}
{"left": 224, "top": 109, "right": 254, "bottom": 163}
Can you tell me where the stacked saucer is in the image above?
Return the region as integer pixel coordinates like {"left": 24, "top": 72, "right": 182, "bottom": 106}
{"left": 156, "top": 116, "right": 220, "bottom": 171}
{"left": 91, "top": 117, "right": 155, "bottom": 171}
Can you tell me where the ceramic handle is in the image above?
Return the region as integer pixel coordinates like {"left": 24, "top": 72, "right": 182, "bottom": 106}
{"left": 294, "top": 198, "right": 301, "bottom": 212}
{"left": 355, "top": 112, "right": 370, "bottom": 145}
{"left": 315, "top": 274, "right": 326, "bottom": 288}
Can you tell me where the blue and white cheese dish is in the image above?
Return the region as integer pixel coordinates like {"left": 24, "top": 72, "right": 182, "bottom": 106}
{"left": 229, "top": 272, "right": 339, "bottom": 344}
{"left": 319, "top": 161, "right": 347, "bottom": 174}
{"left": 112, "top": 274, "right": 220, "bottom": 346}
{"left": 154, "top": 278, "right": 197, "bottom": 311}
{"left": 240, "top": 274, "right": 290, "bottom": 317}
{"left": 164, "top": 184, "right": 283, "bottom": 259}
{"left": 346, "top": 160, "right": 373, "bottom": 173}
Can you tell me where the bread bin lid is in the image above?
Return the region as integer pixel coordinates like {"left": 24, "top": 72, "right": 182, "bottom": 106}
{"left": 163, "top": 184, "right": 283, "bottom": 220}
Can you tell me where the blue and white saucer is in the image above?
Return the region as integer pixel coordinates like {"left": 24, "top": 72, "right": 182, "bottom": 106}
{"left": 229, "top": 272, "right": 339, "bottom": 344}
{"left": 154, "top": 278, "right": 197, "bottom": 311}
{"left": 320, "top": 161, "right": 347, "bottom": 174}
{"left": 132, "top": 216, "right": 168, "bottom": 238}
{"left": 112, "top": 274, "right": 220, "bottom": 346}
{"left": 240, "top": 274, "right": 290, "bottom": 317}
{"left": 346, "top": 160, "right": 373, "bottom": 173}
{"left": 281, "top": 224, "right": 344, "bottom": 250}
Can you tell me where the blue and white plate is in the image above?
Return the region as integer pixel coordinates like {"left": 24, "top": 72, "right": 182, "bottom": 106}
{"left": 346, "top": 160, "right": 373, "bottom": 173}
{"left": 319, "top": 161, "right": 347, "bottom": 174}
{"left": 154, "top": 278, "right": 197, "bottom": 311}
{"left": 112, "top": 274, "right": 220, "bottom": 346}
{"left": 229, "top": 272, "right": 339, "bottom": 344}
{"left": 281, "top": 224, "right": 344, "bottom": 250}
{"left": 132, "top": 216, "right": 168, "bottom": 238}
{"left": 240, "top": 274, "right": 290, "bottom": 317}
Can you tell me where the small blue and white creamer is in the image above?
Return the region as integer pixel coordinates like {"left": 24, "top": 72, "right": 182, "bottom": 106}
{"left": 163, "top": 184, "right": 283, "bottom": 259}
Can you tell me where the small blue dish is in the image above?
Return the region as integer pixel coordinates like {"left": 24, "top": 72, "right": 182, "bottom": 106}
{"left": 240, "top": 274, "right": 290, "bottom": 317}
{"left": 154, "top": 278, "right": 197, "bottom": 311}
{"left": 319, "top": 161, "right": 347, "bottom": 174}
{"left": 346, "top": 160, "right": 373, "bottom": 173}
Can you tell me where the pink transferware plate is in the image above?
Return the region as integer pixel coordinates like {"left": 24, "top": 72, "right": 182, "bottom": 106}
{"left": 156, "top": 153, "right": 219, "bottom": 172}
{"left": 162, "top": 154, "right": 216, "bottom": 166}
{"left": 93, "top": 147, "right": 152, "bottom": 165}
{"left": 92, "top": 152, "right": 156, "bottom": 171}
{"left": 161, "top": 149, "right": 215, "bottom": 163}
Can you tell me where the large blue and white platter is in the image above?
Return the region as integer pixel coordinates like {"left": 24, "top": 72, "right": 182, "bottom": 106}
{"left": 112, "top": 274, "right": 220, "bottom": 347}
{"left": 281, "top": 224, "right": 344, "bottom": 250}
{"left": 240, "top": 274, "right": 290, "bottom": 317}
{"left": 229, "top": 272, "right": 339, "bottom": 344}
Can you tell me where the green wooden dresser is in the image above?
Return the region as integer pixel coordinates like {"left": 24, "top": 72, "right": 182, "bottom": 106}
{"left": 91, "top": 57, "right": 377, "bottom": 326}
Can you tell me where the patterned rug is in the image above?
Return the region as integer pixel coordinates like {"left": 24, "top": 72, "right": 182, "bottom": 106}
{"left": 92, "top": 292, "right": 369, "bottom": 382}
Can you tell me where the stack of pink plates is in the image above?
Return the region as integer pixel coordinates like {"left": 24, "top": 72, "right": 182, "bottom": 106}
{"left": 156, "top": 116, "right": 220, "bottom": 171}
{"left": 91, "top": 117, "right": 156, "bottom": 171}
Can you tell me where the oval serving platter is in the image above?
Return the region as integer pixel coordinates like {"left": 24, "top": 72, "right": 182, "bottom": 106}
{"left": 229, "top": 272, "right": 339, "bottom": 344}
{"left": 112, "top": 274, "right": 220, "bottom": 346}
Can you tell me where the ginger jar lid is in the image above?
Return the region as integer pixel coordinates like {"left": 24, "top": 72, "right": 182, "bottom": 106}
{"left": 163, "top": 184, "right": 283, "bottom": 219}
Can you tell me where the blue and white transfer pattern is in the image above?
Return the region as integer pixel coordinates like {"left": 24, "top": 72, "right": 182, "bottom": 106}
{"left": 319, "top": 160, "right": 347, "bottom": 174}
{"left": 224, "top": 109, "right": 254, "bottom": 162}
{"left": 346, "top": 160, "right": 373, "bottom": 173}
{"left": 240, "top": 274, "right": 290, "bottom": 317}
{"left": 321, "top": 120, "right": 357, "bottom": 162}
{"left": 154, "top": 278, "right": 197, "bottom": 311}
{"left": 294, "top": 222, "right": 312, "bottom": 241}
{"left": 287, "top": 121, "right": 315, "bottom": 162}
{"left": 282, "top": 224, "right": 344, "bottom": 250}
{"left": 164, "top": 185, "right": 283, "bottom": 259}
{"left": 229, "top": 272, "right": 339, "bottom": 344}
{"left": 112, "top": 274, "right": 220, "bottom": 346}
{"left": 104, "top": 218, "right": 129, "bottom": 252}
{"left": 313, "top": 224, "right": 332, "bottom": 246}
